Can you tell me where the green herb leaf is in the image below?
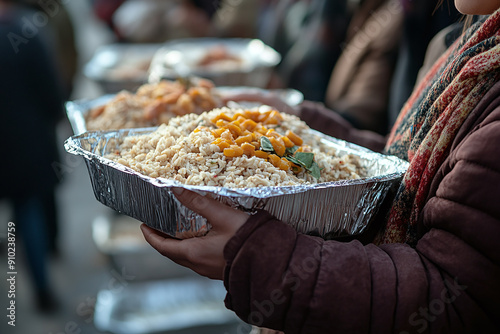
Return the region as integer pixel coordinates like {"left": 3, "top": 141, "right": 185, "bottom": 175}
{"left": 286, "top": 154, "right": 321, "bottom": 179}
{"left": 260, "top": 136, "right": 275, "bottom": 152}
{"left": 294, "top": 152, "right": 314, "bottom": 169}
{"left": 285, "top": 155, "right": 304, "bottom": 167}
{"left": 308, "top": 161, "right": 321, "bottom": 180}
{"left": 285, "top": 145, "right": 299, "bottom": 155}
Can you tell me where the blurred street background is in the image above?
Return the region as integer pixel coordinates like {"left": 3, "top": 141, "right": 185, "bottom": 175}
{"left": 0, "top": 0, "right": 462, "bottom": 333}
{"left": 0, "top": 1, "right": 250, "bottom": 333}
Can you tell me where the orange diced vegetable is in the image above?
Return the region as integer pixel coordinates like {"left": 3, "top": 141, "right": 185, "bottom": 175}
{"left": 282, "top": 136, "right": 295, "bottom": 148}
{"left": 268, "top": 154, "right": 281, "bottom": 167}
{"left": 226, "top": 122, "right": 242, "bottom": 137}
{"left": 232, "top": 112, "right": 245, "bottom": 121}
{"left": 224, "top": 145, "right": 244, "bottom": 157}
{"left": 265, "top": 110, "right": 282, "bottom": 125}
{"left": 240, "top": 119, "right": 257, "bottom": 131}
{"left": 235, "top": 133, "right": 253, "bottom": 145}
{"left": 250, "top": 141, "right": 261, "bottom": 149}
{"left": 216, "top": 140, "right": 231, "bottom": 150}
{"left": 254, "top": 150, "right": 269, "bottom": 159}
{"left": 257, "top": 110, "right": 272, "bottom": 122}
{"left": 244, "top": 110, "right": 261, "bottom": 121}
{"left": 241, "top": 142, "right": 255, "bottom": 156}
{"left": 256, "top": 125, "right": 268, "bottom": 135}
{"left": 221, "top": 129, "right": 233, "bottom": 141}
{"left": 279, "top": 157, "right": 292, "bottom": 171}
{"left": 286, "top": 130, "right": 303, "bottom": 146}
{"left": 212, "top": 113, "right": 233, "bottom": 123}
{"left": 269, "top": 137, "right": 286, "bottom": 156}
{"left": 266, "top": 129, "right": 282, "bottom": 140}
{"left": 212, "top": 128, "right": 225, "bottom": 138}
{"left": 216, "top": 119, "right": 228, "bottom": 127}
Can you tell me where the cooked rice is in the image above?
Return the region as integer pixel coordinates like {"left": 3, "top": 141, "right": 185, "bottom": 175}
{"left": 86, "top": 79, "right": 222, "bottom": 131}
{"left": 107, "top": 107, "right": 366, "bottom": 187}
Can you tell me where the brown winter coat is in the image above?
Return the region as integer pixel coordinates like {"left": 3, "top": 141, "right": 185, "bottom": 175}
{"left": 222, "top": 81, "right": 500, "bottom": 333}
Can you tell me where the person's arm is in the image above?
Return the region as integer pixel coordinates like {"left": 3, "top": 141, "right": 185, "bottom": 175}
{"left": 223, "top": 105, "right": 500, "bottom": 333}
{"left": 223, "top": 211, "right": 419, "bottom": 333}
{"left": 299, "top": 101, "right": 387, "bottom": 152}
{"left": 141, "top": 104, "right": 500, "bottom": 333}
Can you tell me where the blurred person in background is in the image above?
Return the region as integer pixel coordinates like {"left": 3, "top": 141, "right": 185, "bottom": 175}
{"left": 218, "top": 0, "right": 402, "bottom": 134}
{"left": 323, "top": 0, "right": 404, "bottom": 135}
{"left": 388, "top": 0, "right": 461, "bottom": 128}
{"left": 111, "top": 0, "right": 224, "bottom": 43}
{"left": 141, "top": 0, "right": 500, "bottom": 332}
{"left": 0, "top": 0, "right": 67, "bottom": 312}
{"left": 261, "top": 0, "right": 460, "bottom": 136}
{"left": 90, "top": 0, "right": 125, "bottom": 40}
{"left": 324, "top": 0, "right": 460, "bottom": 135}
{"left": 259, "top": 0, "right": 350, "bottom": 102}
{"left": 17, "top": 0, "right": 78, "bottom": 256}
{"left": 210, "top": 0, "right": 259, "bottom": 38}
{"left": 111, "top": 0, "right": 261, "bottom": 43}
{"left": 111, "top": 0, "right": 195, "bottom": 43}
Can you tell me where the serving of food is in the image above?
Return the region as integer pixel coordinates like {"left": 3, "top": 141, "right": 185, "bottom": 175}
{"left": 86, "top": 78, "right": 222, "bottom": 131}
{"left": 65, "top": 79, "right": 407, "bottom": 239}
{"left": 196, "top": 45, "right": 243, "bottom": 71}
{"left": 148, "top": 38, "right": 281, "bottom": 87}
{"left": 105, "top": 107, "right": 366, "bottom": 188}
{"left": 65, "top": 106, "right": 407, "bottom": 238}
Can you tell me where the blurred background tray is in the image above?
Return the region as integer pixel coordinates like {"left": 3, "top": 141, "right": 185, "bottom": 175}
{"left": 65, "top": 87, "right": 303, "bottom": 135}
{"left": 148, "top": 38, "right": 281, "bottom": 88}
{"left": 84, "top": 43, "right": 164, "bottom": 94}
{"left": 93, "top": 277, "right": 245, "bottom": 334}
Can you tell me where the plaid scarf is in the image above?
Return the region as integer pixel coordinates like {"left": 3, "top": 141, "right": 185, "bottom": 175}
{"left": 378, "top": 9, "right": 500, "bottom": 245}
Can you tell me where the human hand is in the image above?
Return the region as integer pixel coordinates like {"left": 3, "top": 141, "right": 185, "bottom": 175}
{"left": 140, "top": 188, "right": 250, "bottom": 280}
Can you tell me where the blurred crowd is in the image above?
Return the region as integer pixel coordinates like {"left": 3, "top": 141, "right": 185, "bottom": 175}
{"left": 90, "top": 0, "right": 461, "bottom": 133}
{"left": 1, "top": 0, "right": 462, "bottom": 315}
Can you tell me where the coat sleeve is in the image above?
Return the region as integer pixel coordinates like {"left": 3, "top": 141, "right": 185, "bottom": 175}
{"left": 299, "top": 100, "right": 387, "bottom": 153}
{"left": 223, "top": 211, "right": 427, "bottom": 334}
{"left": 223, "top": 105, "right": 500, "bottom": 333}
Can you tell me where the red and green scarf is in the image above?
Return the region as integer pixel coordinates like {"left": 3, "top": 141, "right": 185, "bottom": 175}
{"left": 379, "top": 10, "right": 500, "bottom": 245}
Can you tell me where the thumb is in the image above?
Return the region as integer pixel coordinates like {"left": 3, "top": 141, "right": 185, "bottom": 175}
{"left": 171, "top": 187, "right": 248, "bottom": 233}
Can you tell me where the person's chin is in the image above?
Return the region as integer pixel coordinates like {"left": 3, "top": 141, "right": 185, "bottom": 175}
{"left": 454, "top": 0, "right": 500, "bottom": 15}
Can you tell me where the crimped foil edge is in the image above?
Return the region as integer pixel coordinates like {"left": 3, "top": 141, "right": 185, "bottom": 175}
{"left": 64, "top": 127, "right": 408, "bottom": 239}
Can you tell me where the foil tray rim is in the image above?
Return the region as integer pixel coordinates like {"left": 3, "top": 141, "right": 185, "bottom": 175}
{"left": 64, "top": 127, "right": 409, "bottom": 199}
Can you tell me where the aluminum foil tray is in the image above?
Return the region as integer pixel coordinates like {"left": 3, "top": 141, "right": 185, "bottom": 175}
{"left": 64, "top": 127, "right": 408, "bottom": 239}
{"left": 66, "top": 94, "right": 114, "bottom": 135}
{"left": 65, "top": 87, "right": 304, "bottom": 135}
{"left": 148, "top": 38, "right": 281, "bottom": 87}
{"left": 84, "top": 43, "right": 164, "bottom": 94}
{"left": 94, "top": 278, "right": 241, "bottom": 334}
